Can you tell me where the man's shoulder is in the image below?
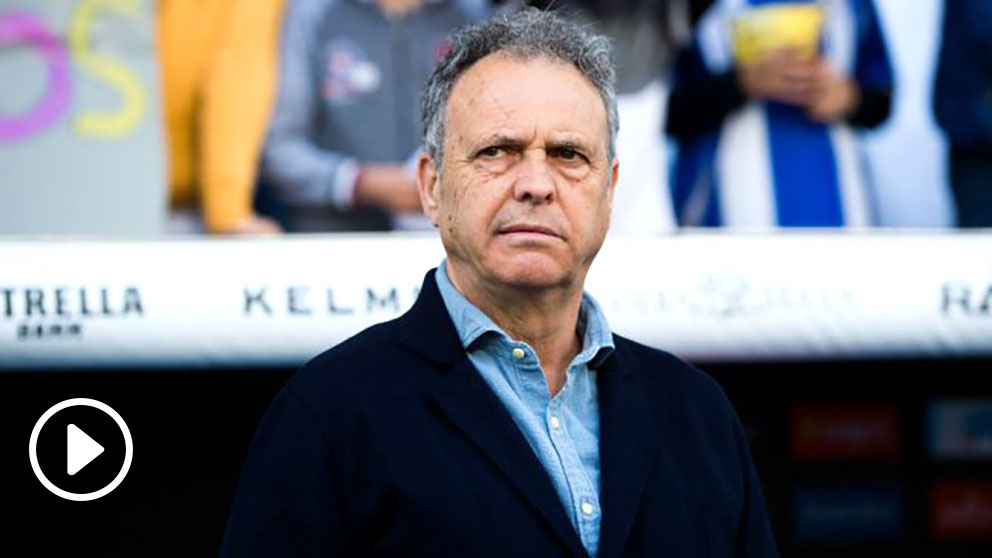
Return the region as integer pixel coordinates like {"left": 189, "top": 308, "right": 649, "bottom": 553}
{"left": 288, "top": 0, "right": 343, "bottom": 23}
{"left": 306, "top": 318, "right": 403, "bottom": 368}
{"left": 612, "top": 335, "right": 744, "bottom": 465}
{"left": 285, "top": 317, "right": 423, "bottom": 411}
{"left": 612, "top": 334, "right": 730, "bottom": 410}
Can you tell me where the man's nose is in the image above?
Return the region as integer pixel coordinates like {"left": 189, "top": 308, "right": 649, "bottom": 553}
{"left": 511, "top": 153, "right": 556, "bottom": 205}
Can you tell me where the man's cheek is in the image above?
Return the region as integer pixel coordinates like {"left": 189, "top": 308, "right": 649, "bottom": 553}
{"left": 443, "top": 211, "right": 458, "bottom": 238}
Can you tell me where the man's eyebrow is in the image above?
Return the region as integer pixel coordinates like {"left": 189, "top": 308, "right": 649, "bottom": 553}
{"left": 473, "top": 134, "right": 596, "bottom": 152}
{"left": 546, "top": 139, "right": 593, "bottom": 152}
{"left": 474, "top": 134, "right": 528, "bottom": 149}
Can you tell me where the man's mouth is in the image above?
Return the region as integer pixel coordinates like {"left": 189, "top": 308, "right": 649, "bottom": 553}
{"left": 498, "top": 224, "right": 561, "bottom": 238}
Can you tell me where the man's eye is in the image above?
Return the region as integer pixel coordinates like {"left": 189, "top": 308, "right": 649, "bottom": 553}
{"left": 555, "top": 148, "right": 586, "bottom": 162}
{"left": 479, "top": 146, "right": 503, "bottom": 157}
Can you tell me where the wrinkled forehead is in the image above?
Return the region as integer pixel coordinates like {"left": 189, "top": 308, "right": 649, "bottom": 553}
{"left": 445, "top": 54, "right": 609, "bottom": 151}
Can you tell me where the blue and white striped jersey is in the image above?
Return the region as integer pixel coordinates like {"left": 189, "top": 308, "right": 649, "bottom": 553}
{"left": 671, "top": 0, "right": 893, "bottom": 228}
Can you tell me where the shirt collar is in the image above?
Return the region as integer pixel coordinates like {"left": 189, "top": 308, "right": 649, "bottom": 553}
{"left": 435, "top": 260, "right": 615, "bottom": 367}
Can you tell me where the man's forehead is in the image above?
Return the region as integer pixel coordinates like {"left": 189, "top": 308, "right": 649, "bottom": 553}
{"left": 446, "top": 55, "right": 607, "bottom": 145}
{"left": 451, "top": 54, "right": 599, "bottom": 105}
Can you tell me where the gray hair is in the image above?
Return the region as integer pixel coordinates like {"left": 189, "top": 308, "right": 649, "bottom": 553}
{"left": 420, "top": 8, "right": 618, "bottom": 169}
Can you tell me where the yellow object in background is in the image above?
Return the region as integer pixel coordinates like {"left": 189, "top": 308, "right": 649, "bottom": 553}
{"left": 72, "top": 0, "right": 147, "bottom": 138}
{"left": 158, "top": 0, "right": 285, "bottom": 233}
{"left": 732, "top": 4, "right": 825, "bottom": 65}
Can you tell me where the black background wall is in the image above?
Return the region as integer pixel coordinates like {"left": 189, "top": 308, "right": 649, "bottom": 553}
{"left": 3, "top": 358, "right": 991, "bottom": 557}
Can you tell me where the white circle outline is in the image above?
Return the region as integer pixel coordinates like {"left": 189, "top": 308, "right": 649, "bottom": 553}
{"left": 29, "top": 398, "right": 133, "bottom": 502}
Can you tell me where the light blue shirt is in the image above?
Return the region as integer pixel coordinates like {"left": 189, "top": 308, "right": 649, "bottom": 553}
{"left": 435, "top": 262, "right": 614, "bottom": 556}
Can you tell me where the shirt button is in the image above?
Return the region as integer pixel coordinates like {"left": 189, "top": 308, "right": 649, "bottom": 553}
{"left": 549, "top": 415, "right": 561, "bottom": 430}
{"left": 512, "top": 347, "right": 525, "bottom": 359}
{"left": 581, "top": 501, "right": 595, "bottom": 517}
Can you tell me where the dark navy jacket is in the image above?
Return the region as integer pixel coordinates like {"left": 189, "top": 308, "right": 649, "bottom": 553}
{"left": 221, "top": 269, "right": 779, "bottom": 557}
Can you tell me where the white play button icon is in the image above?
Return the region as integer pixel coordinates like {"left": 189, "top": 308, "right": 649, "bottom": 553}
{"left": 66, "top": 423, "right": 105, "bottom": 476}
{"left": 30, "top": 398, "right": 134, "bottom": 501}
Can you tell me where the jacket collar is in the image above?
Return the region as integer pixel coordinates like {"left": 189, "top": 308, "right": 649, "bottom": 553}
{"left": 397, "top": 269, "right": 465, "bottom": 364}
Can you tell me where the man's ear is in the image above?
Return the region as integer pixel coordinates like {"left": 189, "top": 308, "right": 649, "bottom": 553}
{"left": 609, "top": 156, "right": 619, "bottom": 199}
{"left": 416, "top": 151, "right": 440, "bottom": 227}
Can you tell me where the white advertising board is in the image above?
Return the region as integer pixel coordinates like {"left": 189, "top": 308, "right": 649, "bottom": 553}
{"left": 1, "top": 233, "right": 990, "bottom": 368}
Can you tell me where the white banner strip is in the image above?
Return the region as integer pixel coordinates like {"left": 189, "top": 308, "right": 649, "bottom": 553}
{"left": 1, "top": 233, "right": 990, "bottom": 369}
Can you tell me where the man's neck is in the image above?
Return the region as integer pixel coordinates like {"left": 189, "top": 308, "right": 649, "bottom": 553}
{"left": 446, "top": 261, "right": 583, "bottom": 397}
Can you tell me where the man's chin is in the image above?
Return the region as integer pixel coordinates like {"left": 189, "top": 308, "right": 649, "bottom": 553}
{"left": 486, "top": 254, "right": 572, "bottom": 291}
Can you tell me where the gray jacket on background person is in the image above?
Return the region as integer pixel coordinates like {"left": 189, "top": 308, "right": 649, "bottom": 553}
{"left": 261, "top": 0, "right": 488, "bottom": 232}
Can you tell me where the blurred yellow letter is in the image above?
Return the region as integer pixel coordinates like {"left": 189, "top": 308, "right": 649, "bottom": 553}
{"left": 70, "top": 0, "right": 146, "bottom": 138}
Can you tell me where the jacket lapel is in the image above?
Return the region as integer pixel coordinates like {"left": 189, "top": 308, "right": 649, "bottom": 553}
{"left": 596, "top": 344, "right": 666, "bottom": 558}
{"left": 399, "top": 270, "right": 586, "bottom": 556}
{"left": 431, "top": 358, "right": 587, "bottom": 556}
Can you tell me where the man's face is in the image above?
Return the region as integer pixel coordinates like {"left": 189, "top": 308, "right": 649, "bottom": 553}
{"left": 418, "top": 55, "right": 618, "bottom": 292}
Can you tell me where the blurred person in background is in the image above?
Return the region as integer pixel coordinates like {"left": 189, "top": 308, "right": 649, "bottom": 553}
{"left": 666, "top": 0, "right": 893, "bottom": 228}
{"left": 531, "top": 0, "right": 700, "bottom": 233}
{"left": 159, "top": 0, "right": 286, "bottom": 234}
{"left": 531, "top": 0, "right": 693, "bottom": 94}
{"left": 258, "top": 0, "right": 489, "bottom": 232}
{"left": 934, "top": 0, "right": 992, "bottom": 228}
